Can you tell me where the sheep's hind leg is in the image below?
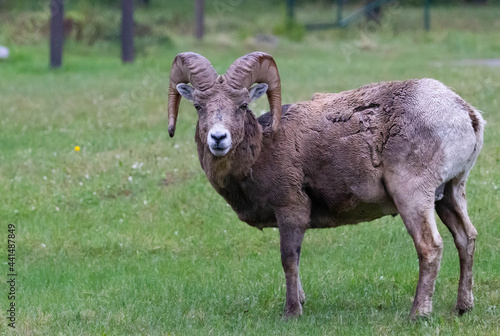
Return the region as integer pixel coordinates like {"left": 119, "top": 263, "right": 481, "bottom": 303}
{"left": 277, "top": 208, "right": 307, "bottom": 317}
{"left": 388, "top": 181, "right": 443, "bottom": 319}
{"left": 435, "top": 178, "right": 477, "bottom": 314}
{"left": 298, "top": 257, "right": 305, "bottom": 305}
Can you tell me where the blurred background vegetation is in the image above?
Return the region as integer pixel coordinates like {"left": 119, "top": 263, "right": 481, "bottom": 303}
{"left": 1, "top": 0, "right": 499, "bottom": 10}
{"left": 1, "top": 0, "right": 500, "bottom": 50}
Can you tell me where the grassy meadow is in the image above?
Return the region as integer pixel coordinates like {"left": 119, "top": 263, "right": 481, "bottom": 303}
{"left": 0, "top": 2, "right": 500, "bottom": 335}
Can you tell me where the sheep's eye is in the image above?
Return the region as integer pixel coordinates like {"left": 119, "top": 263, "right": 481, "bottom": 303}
{"left": 240, "top": 103, "right": 248, "bottom": 110}
{"left": 194, "top": 104, "right": 202, "bottom": 111}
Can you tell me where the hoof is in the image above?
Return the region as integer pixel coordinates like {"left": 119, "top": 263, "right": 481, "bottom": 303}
{"left": 409, "top": 313, "right": 431, "bottom": 322}
{"left": 456, "top": 295, "right": 474, "bottom": 315}
{"left": 409, "top": 307, "right": 432, "bottom": 321}
{"left": 299, "top": 290, "right": 306, "bottom": 306}
{"left": 283, "top": 305, "right": 302, "bottom": 318}
{"left": 455, "top": 303, "right": 474, "bottom": 316}
{"left": 409, "top": 299, "right": 433, "bottom": 321}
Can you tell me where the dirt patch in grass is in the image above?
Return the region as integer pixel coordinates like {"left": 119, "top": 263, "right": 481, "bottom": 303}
{"left": 455, "top": 59, "right": 500, "bottom": 67}
{"left": 158, "top": 171, "right": 194, "bottom": 187}
{"left": 434, "top": 58, "right": 500, "bottom": 67}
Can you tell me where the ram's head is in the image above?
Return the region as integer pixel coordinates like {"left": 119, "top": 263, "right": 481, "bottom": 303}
{"left": 168, "top": 52, "right": 281, "bottom": 157}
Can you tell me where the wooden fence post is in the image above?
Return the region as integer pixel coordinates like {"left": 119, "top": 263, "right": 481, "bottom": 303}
{"left": 121, "top": 0, "right": 135, "bottom": 63}
{"left": 195, "top": 0, "right": 205, "bottom": 40}
{"left": 50, "top": 0, "right": 64, "bottom": 68}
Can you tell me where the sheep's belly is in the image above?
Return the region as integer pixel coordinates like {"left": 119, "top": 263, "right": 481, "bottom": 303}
{"left": 235, "top": 200, "right": 398, "bottom": 230}
{"left": 309, "top": 198, "right": 398, "bottom": 228}
{"left": 235, "top": 206, "right": 277, "bottom": 229}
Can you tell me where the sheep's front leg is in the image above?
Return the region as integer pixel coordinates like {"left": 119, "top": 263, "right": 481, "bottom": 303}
{"left": 280, "top": 226, "right": 305, "bottom": 317}
{"left": 277, "top": 209, "right": 307, "bottom": 317}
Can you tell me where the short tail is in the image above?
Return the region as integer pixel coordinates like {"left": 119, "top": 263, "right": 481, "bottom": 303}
{"left": 463, "top": 102, "right": 485, "bottom": 176}
{"left": 457, "top": 96, "right": 485, "bottom": 151}
{"left": 466, "top": 103, "right": 485, "bottom": 135}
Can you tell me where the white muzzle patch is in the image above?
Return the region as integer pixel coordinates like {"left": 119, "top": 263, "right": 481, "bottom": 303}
{"left": 207, "top": 125, "right": 232, "bottom": 157}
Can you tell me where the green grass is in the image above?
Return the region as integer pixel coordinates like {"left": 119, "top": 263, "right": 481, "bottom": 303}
{"left": 1, "top": 3, "right": 500, "bottom": 335}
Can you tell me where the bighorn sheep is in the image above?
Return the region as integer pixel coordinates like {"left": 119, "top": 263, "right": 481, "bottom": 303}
{"left": 167, "top": 52, "right": 484, "bottom": 319}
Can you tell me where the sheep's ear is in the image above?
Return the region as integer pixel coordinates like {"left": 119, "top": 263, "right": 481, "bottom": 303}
{"left": 176, "top": 83, "right": 195, "bottom": 102}
{"left": 249, "top": 83, "right": 268, "bottom": 102}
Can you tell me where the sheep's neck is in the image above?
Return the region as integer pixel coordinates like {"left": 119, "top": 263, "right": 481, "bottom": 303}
{"left": 196, "top": 112, "right": 263, "bottom": 191}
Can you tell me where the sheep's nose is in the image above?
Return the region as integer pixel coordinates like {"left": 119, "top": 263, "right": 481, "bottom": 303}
{"left": 210, "top": 131, "right": 227, "bottom": 142}
{"left": 207, "top": 126, "right": 232, "bottom": 156}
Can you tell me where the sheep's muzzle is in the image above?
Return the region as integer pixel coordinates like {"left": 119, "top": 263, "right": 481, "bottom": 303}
{"left": 207, "top": 124, "right": 232, "bottom": 157}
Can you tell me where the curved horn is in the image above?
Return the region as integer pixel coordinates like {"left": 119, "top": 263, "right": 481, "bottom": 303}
{"left": 168, "top": 52, "right": 218, "bottom": 137}
{"left": 225, "top": 52, "right": 282, "bottom": 132}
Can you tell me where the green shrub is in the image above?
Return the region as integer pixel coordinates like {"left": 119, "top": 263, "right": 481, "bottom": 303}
{"left": 273, "top": 17, "right": 306, "bottom": 41}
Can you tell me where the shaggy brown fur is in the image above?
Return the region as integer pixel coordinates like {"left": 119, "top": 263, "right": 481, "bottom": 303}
{"left": 168, "top": 52, "right": 485, "bottom": 319}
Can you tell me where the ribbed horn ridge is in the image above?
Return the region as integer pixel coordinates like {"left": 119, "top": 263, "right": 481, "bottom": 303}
{"left": 168, "top": 52, "right": 218, "bottom": 137}
{"left": 225, "top": 52, "right": 282, "bottom": 132}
